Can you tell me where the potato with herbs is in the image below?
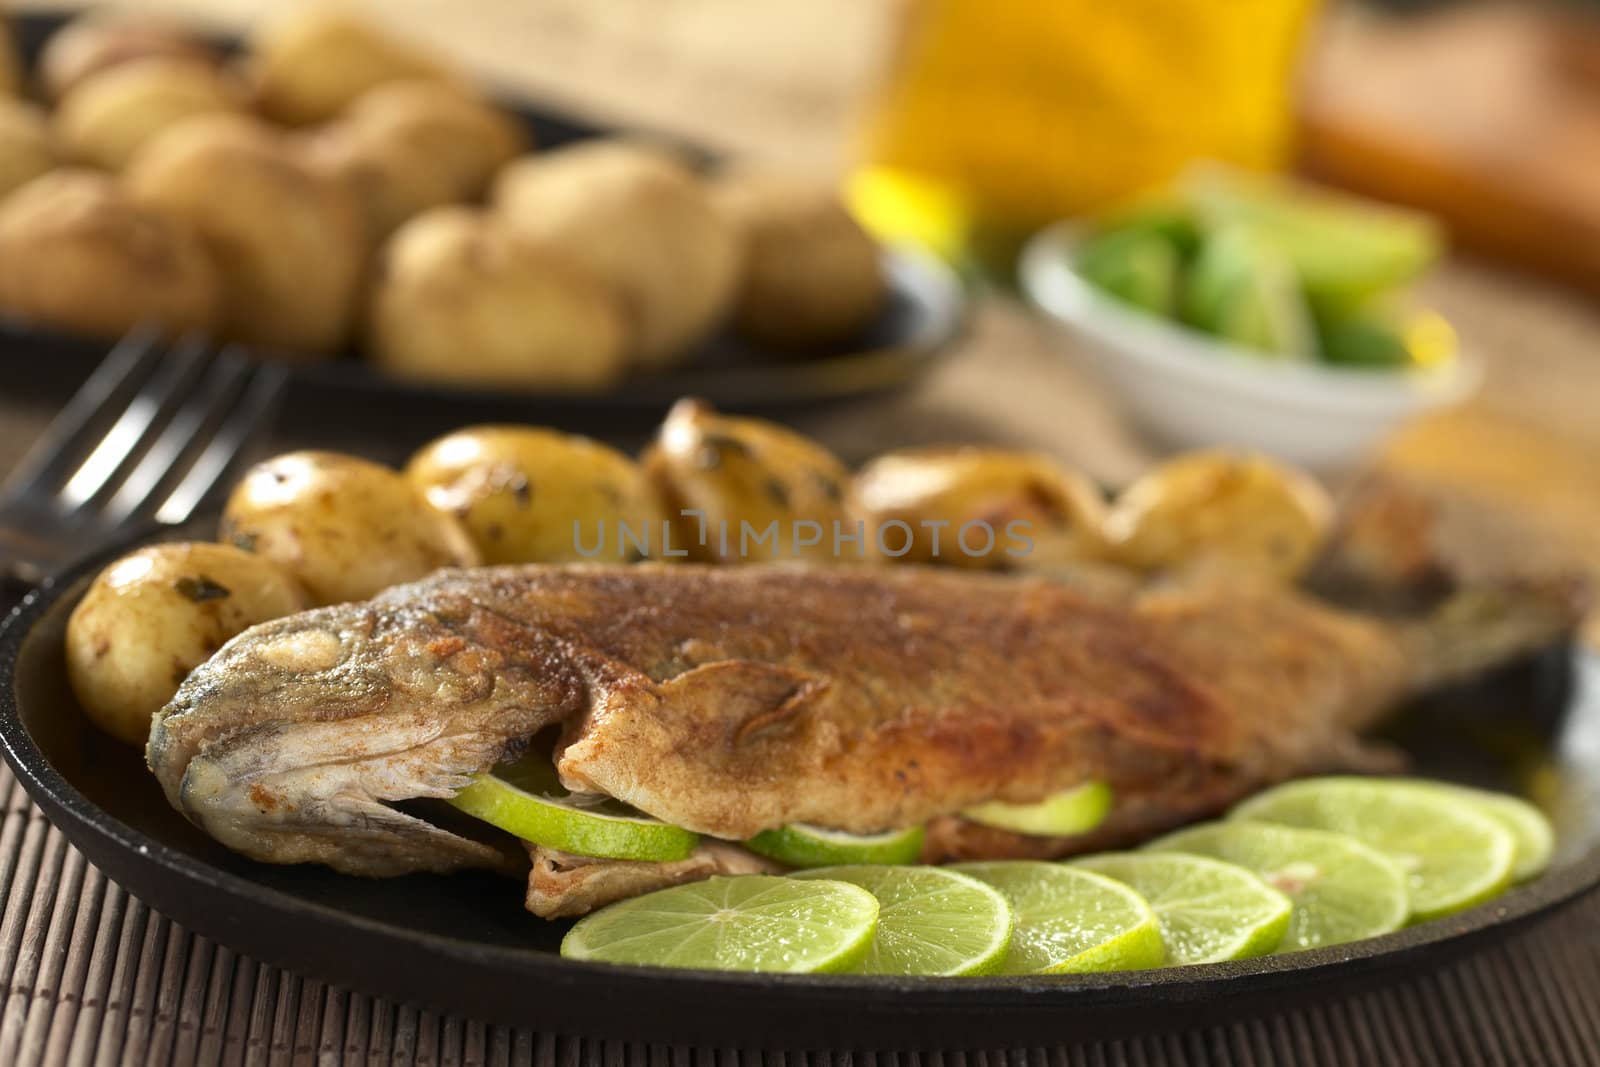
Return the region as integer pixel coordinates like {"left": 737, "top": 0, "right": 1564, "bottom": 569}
{"left": 0, "top": 98, "right": 56, "bottom": 199}
{"left": 248, "top": 8, "right": 459, "bottom": 126}
{"left": 714, "top": 172, "right": 887, "bottom": 348}
{"left": 39, "top": 13, "right": 219, "bottom": 101}
{"left": 65, "top": 543, "right": 307, "bottom": 746}
{"left": 125, "top": 114, "right": 365, "bottom": 356}
{"left": 851, "top": 446, "right": 1108, "bottom": 569}
{"left": 643, "top": 399, "right": 851, "bottom": 564}
{"left": 367, "top": 207, "right": 629, "bottom": 389}
{"left": 341, "top": 80, "right": 525, "bottom": 201}
{"left": 406, "top": 427, "right": 661, "bottom": 564}
{"left": 494, "top": 141, "right": 742, "bottom": 369}
{"left": 56, "top": 58, "right": 245, "bottom": 171}
{"left": 1104, "top": 451, "right": 1333, "bottom": 581}
{"left": 0, "top": 169, "right": 219, "bottom": 340}
{"left": 220, "top": 451, "right": 480, "bottom": 606}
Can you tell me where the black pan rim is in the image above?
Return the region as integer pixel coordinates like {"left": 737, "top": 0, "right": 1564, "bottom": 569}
{"left": 3, "top": 526, "right": 1599, "bottom": 1035}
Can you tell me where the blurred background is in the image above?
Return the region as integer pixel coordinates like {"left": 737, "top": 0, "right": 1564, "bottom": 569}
{"left": 1, "top": 0, "right": 1598, "bottom": 635}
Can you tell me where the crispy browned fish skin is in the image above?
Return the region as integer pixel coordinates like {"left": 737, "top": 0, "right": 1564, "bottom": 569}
{"left": 147, "top": 563, "right": 1583, "bottom": 879}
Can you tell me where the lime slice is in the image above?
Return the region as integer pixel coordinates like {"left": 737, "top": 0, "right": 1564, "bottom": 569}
{"left": 1073, "top": 852, "right": 1291, "bottom": 964}
{"left": 962, "top": 782, "right": 1112, "bottom": 837}
{"left": 448, "top": 754, "right": 698, "bottom": 862}
{"left": 793, "top": 865, "right": 1012, "bottom": 976}
{"left": 1231, "top": 777, "right": 1516, "bottom": 922}
{"left": 1391, "top": 780, "right": 1554, "bottom": 883}
{"left": 745, "top": 824, "right": 925, "bottom": 868}
{"left": 560, "top": 875, "right": 878, "bottom": 973}
{"left": 951, "top": 861, "right": 1164, "bottom": 974}
{"left": 1182, "top": 164, "right": 1442, "bottom": 310}
{"left": 1076, "top": 228, "right": 1181, "bottom": 315}
{"left": 1147, "top": 821, "right": 1409, "bottom": 951}
{"left": 1182, "top": 224, "right": 1319, "bottom": 361}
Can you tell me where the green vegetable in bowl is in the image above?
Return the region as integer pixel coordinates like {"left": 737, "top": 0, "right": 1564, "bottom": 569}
{"left": 1181, "top": 224, "right": 1319, "bottom": 361}
{"left": 1075, "top": 226, "right": 1181, "bottom": 316}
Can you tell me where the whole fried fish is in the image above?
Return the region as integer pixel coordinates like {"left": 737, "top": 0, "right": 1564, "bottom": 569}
{"left": 147, "top": 563, "right": 1583, "bottom": 912}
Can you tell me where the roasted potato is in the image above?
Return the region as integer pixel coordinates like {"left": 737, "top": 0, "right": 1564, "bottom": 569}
{"left": 713, "top": 172, "right": 887, "bottom": 348}
{"left": 851, "top": 446, "right": 1108, "bottom": 569}
{"left": 406, "top": 426, "right": 661, "bottom": 564}
{"left": 0, "top": 98, "right": 56, "bottom": 199}
{"left": 65, "top": 542, "right": 308, "bottom": 746}
{"left": 220, "top": 451, "right": 480, "bottom": 606}
{"left": 1104, "top": 450, "right": 1333, "bottom": 580}
{"left": 494, "top": 141, "right": 742, "bottom": 369}
{"left": 248, "top": 8, "right": 459, "bottom": 126}
{"left": 341, "top": 80, "right": 525, "bottom": 200}
{"left": 39, "top": 13, "right": 219, "bottom": 102}
{"left": 367, "top": 207, "right": 629, "bottom": 389}
{"left": 643, "top": 399, "right": 851, "bottom": 564}
{"left": 299, "top": 118, "right": 460, "bottom": 241}
{"left": 0, "top": 169, "right": 219, "bottom": 340}
{"left": 125, "top": 114, "right": 365, "bottom": 356}
{"left": 56, "top": 58, "right": 245, "bottom": 171}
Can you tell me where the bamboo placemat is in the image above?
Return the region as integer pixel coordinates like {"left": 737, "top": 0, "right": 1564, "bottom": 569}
{"left": 1, "top": 738, "right": 1598, "bottom": 1065}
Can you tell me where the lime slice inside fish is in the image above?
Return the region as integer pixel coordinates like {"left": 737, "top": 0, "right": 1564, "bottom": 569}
{"left": 951, "top": 861, "right": 1164, "bottom": 974}
{"left": 1230, "top": 777, "right": 1516, "bottom": 922}
{"left": 1146, "top": 821, "right": 1409, "bottom": 952}
{"left": 1072, "top": 852, "right": 1291, "bottom": 964}
{"left": 744, "top": 824, "right": 925, "bottom": 868}
{"left": 1390, "top": 780, "right": 1554, "bottom": 883}
{"left": 961, "top": 782, "right": 1112, "bottom": 837}
{"left": 448, "top": 755, "right": 699, "bottom": 863}
{"left": 560, "top": 875, "right": 879, "bottom": 973}
{"left": 793, "top": 865, "right": 1013, "bottom": 976}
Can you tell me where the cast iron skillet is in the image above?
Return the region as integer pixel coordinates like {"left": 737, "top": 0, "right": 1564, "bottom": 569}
{"left": 0, "top": 12, "right": 968, "bottom": 429}
{"left": 1, "top": 521, "right": 1598, "bottom": 1049}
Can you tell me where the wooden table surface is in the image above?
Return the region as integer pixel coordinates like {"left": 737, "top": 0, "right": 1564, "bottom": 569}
{"left": 1, "top": 3, "right": 1599, "bottom": 1064}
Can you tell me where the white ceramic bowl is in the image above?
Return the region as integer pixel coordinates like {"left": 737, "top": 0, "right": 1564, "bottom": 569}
{"left": 1018, "top": 222, "right": 1483, "bottom": 471}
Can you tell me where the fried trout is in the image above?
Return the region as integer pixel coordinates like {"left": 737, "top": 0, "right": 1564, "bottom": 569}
{"left": 147, "top": 563, "right": 1584, "bottom": 909}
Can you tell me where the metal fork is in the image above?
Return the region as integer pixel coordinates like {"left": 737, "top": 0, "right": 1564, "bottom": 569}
{"left": 0, "top": 328, "right": 288, "bottom": 586}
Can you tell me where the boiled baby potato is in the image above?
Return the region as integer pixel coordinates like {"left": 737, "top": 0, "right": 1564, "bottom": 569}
{"left": 65, "top": 542, "right": 308, "bottom": 746}
{"left": 341, "top": 80, "right": 525, "bottom": 201}
{"left": 39, "top": 12, "right": 219, "bottom": 102}
{"left": 494, "top": 141, "right": 742, "bottom": 369}
{"left": 299, "top": 119, "right": 458, "bottom": 241}
{"left": 713, "top": 172, "right": 887, "bottom": 348}
{"left": 0, "top": 98, "right": 55, "bottom": 199}
{"left": 643, "top": 399, "right": 850, "bottom": 564}
{"left": 248, "top": 8, "right": 459, "bottom": 126}
{"left": 220, "top": 451, "right": 480, "bottom": 606}
{"left": 125, "top": 114, "right": 365, "bottom": 357}
{"left": 367, "top": 207, "right": 629, "bottom": 389}
{"left": 56, "top": 58, "right": 245, "bottom": 171}
{"left": 851, "top": 446, "right": 1108, "bottom": 569}
{"left": 0, "top": 169, "right": 219, "bottom": 339}
{"left": 1104, "top": 450, "right": 1333, "bottom": 581}
{"left": 406, "top": 426, "right": 661, "bottom": 564}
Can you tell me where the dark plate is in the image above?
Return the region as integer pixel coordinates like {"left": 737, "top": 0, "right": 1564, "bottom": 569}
{"left": 1, "top": 13, "right": 968, "bottom": 428}
{"left": 2, "top": 522, "right": 1599, "bottom": 1049}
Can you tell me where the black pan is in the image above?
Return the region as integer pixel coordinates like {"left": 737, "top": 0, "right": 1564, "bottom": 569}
{"left": 0, "top": 12, "right": 968, "bottom": 431}
{"left": 2, "top": 522, "right": 1598, "bottom": 1049}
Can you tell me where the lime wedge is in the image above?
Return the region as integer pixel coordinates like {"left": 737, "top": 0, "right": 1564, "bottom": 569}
{"left": 951, "top": 861, "right": 1164, "bottom": 974}
{"left": 1231, "top": 777, "right": 1516, "bottom": 922}
{"left": 1147, "top": 821, "right": 1409, "bottom": 951}
{"left": 1073, "top": 852, "right": 1290, "bottom": 964}
{"left": 1182, "top": 224, "right": 1319, "bottom": 361}
{"left": 448, "top": 754, "right": 698, "bottom": 862}
{"left": 1391, "top": 780, "right": 1554, "bottom": 883}
{"left": 560, "top": 875, "right": 878, "bottom": 973}
{"left": 1076, "top": 228, "right": 1181, "bottom": 315}
{"left": 962, "top": 782, "right": 1112, "bottom": 837}
{"left": 1316, "top": 305, "right": 1414, "bottom": 369}
{"left": 793, "top": 865, "right": 1012, "bottom": 976}
{"left": 1182, "top": 165, "right": 1442, "bottom": 310}
{"left": 745, "top": 824, "right": 925, "bottom": 868}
